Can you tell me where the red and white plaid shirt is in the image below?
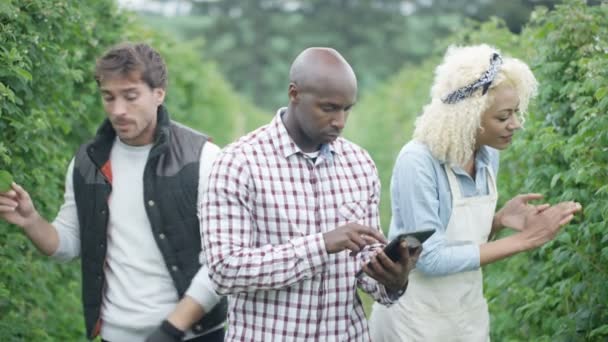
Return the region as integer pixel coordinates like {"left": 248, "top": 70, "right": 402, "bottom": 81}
{"left": 201, "top": 109, "right": 399, "bottom": 342}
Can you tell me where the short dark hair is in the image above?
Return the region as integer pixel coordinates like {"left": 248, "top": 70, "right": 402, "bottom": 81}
{"left": 95, "top": 42, "right": 167, "bottom": 89}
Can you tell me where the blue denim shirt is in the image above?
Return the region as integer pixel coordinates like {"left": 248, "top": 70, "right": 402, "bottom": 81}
{"left": 388, "top": 140, "right": 499, "bottom": 276}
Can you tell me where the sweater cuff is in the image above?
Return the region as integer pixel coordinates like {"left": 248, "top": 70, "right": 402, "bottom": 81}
{"left": 49, "top": 224, "right": 78, "bottom": 263}
{"left": 185, "top": 265, "right": 222, "bottom": 311}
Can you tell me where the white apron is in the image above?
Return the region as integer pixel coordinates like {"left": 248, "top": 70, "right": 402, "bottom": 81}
{"left": 369, "top": 164, "right": 497, "bottom": 342}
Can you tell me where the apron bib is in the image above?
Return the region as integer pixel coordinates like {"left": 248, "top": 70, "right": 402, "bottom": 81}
{"left": 369, "top": 164, "right": 497, "bottom": 342}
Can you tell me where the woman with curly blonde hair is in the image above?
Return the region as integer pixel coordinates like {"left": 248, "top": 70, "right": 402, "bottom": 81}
{"left": 367, "top": 44, "right": 581, "bottom": 341}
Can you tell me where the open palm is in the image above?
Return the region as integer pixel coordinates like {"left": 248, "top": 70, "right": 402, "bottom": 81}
{"left": 497, "top": 193, "right": 549, "bottom": 231}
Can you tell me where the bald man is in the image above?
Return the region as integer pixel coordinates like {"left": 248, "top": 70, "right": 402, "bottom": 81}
{"left": 163, "top": 48, "right": 419, "bottom": 342}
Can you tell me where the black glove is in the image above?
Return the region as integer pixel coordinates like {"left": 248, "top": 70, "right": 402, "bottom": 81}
{"left": 145, "top": 320, "right": 185, "bottom": 342}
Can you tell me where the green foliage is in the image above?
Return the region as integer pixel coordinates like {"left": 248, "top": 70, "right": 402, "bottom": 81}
{"left": 145, "top": 0, "right": 465, "bottom": 110}
{"left": 487, "top": 1, "right": 608, "bottom": 340}
{"left": 0, "top": 1, "right": 261, "bottom": 340}
{"left": 142, "top": 0, "right": 558, "bottom": 111}
{"left": 417, "top": 0, "right": 564, "bottom": 33}
{"left": 2, "top": 0, "right": 606, "bottom": 339}
{"left": 353, "top": 1, "right": 607, "bottom": 339}
{"left": 0, "top": 1, "right": 127, "bottom": 340}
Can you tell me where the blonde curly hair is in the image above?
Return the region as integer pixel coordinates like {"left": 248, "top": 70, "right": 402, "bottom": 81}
{"left": 413, "top": 44, "right": 538, "bottom": 167}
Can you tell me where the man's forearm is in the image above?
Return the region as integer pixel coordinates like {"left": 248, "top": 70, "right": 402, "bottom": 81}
{"left": 166, "top": 296, "right": 206, "bottom": 331}
{"left": 208, "top": 233, "right": 328, "bottom": 294}
{"left": 22, "top": 213, "right": 60, "bottom": 256}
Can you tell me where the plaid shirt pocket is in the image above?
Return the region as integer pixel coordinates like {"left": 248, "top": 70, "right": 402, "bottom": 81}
{"left": 338, "top": 200, "right": 368, "bottom": 222}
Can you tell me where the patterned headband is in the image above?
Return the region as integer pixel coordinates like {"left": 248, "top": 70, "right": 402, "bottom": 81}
{"left": 442, "top": 52, "right": 503, "bottom": 104}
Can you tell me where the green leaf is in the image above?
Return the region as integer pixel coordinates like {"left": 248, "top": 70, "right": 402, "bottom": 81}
{"left": 13, "top": 67, "right": 32, "bottom": 82}
{"left": 550, "top": 173, "right": 561, "bottom": 188}
{"left": 0, "top": 0, "right": 15, "bottom": 16}
{"left": 590, "top": 324, "right": 608, "bottom": 338}
{"left": 593, "top": 87, "right": 608, "bottom": 101}
{"left": 0, "top": 170, "right": 13, "bottom": 192}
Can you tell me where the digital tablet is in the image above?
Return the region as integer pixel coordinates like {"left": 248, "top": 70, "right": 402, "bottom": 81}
{"left": 383, "top": 229, "right": 435, "bottom": 262}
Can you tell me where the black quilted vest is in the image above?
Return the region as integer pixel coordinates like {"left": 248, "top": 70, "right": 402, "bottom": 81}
{"left": 72, "top": 106, "right": 227, "bottom": 339}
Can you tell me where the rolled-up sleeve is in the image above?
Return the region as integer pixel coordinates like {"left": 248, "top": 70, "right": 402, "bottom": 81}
{"left": 185, "top": 265, "right": 222, "bottom": 310}
{"left": 51, "top": 158, "right": 81, "bottom": 262}
{"left": 184, "top": 141, "right": 224, "bottom": 311}
{"left": 390, "top": 147, "right": 479, "bottom": 277}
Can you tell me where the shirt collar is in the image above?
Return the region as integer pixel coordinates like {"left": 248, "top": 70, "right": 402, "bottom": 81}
{"left": 475, "top": 145, "right": 492, "bottom": 167}
{"left": 450, "top": 145, "right": 492, "bottom": 176}
{"left": 271, "top": 108, "right": 338, "bottom": 162}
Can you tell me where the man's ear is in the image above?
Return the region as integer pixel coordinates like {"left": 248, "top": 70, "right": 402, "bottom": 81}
{"left": 288, "top": 83, "right": 299, "bottom": 103}
{"left": 154, "top": 88, "right": 166, "bottom": 106}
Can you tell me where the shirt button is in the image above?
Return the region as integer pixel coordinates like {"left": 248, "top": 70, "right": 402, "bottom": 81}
{"left": 194, "top": 324, "right": 202, "bottom": 331}
{"left": 148, "top": 200, "right": 155, "bottom": 207}
{"left": 171, "top": 265, "right": 179, "bottom": 272}
{"left": 159, "top": 233, "right": 165, "bottom": 240}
